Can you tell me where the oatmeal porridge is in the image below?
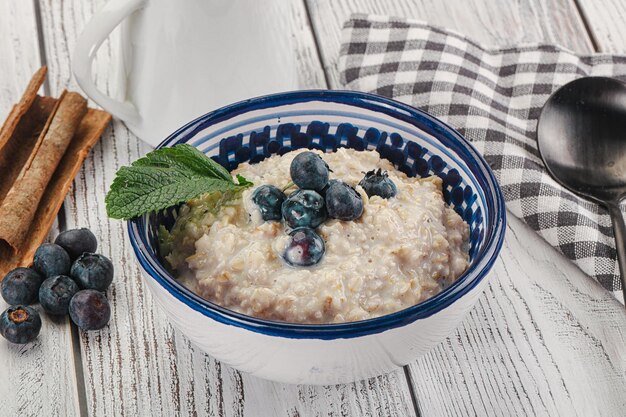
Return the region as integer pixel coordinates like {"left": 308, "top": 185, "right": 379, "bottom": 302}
{"left": 160, "top": 148, "right": 469, "bottom": 324}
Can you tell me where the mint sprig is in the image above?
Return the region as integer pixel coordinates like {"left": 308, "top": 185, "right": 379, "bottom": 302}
{"left": 105, "top": 144, "right": 253, "bottom": 220}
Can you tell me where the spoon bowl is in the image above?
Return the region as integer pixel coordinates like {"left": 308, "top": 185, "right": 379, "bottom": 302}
{"left": 537, "top": 76, "right": 626, "bottom": 300}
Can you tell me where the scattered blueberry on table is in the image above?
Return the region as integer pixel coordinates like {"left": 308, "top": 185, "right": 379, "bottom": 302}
{"left": 0, "top": 228, "right": 114, "bottom": 344}
{"left": 55, "top": 228, "right": 98, "bottom": 260}
{"left": 33, "top": 243, "right": 71, "bottom": 277}
{"left": 71, "top": 253, "right": 114, "bottom": 291}
{"left": 39, "top": 275, "right": 80, "bottom": 316}
{"left": 1, "top": 267, "right": 43, "bottom": 305}
{"left": 69, "top": 290, "right": 111, "bottom": 331}
{"left": 0, "top": 305, "right": 41, "bottom": 344}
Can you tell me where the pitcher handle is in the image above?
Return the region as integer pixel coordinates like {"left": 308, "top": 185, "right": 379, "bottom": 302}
{"left": 72, "top": 0, "right": 145, "bottom": 125}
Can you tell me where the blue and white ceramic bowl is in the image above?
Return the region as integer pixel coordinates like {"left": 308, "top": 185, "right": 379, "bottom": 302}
{"left": 128, "top": 91, "right": 506, "bottom": 385}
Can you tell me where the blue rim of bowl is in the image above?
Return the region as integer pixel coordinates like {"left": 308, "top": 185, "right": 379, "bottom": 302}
{"left": 127, "top": 90, "right": 506, "bottom": 340}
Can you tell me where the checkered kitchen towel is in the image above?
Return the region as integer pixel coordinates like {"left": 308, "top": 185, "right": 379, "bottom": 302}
{"left": 339, "top": 14, "right": 626, "bottom": 298}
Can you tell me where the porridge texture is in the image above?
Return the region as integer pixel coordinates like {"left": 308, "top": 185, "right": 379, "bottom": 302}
{"left": 165, "top": 148, "right": 469, "bottom": 324}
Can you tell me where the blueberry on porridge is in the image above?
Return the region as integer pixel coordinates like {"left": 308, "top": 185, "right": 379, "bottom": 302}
{"left": 283, "top": 228, "right": 325, "bottom": 267}
{"left": 324, "top": 180, "right": 363, "bottom": 221}
{"left": 290, "top": 151, "right": 330, "bottom": 192}
{"left": 359, "top": 168, "right": 398, "bottom": 199}
{"left": 281, "top": 189, "right": 327, "bottom": 229}
{"left": 251, "top": 185, "right": 286, "bottom": 221}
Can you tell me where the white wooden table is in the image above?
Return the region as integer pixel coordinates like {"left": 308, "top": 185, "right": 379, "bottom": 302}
{"left": 1, "top": 0, "right": 626, "bottom": 416}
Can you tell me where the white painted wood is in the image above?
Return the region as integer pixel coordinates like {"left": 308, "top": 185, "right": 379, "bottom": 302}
{"left": 0, "top": 299, "right": 81, "bottom": 417}
{"left": 306, "top": 0, "right": 594, "bottom": 89}
{"left": 410, "top": 214, "right": 626, "bottom": 417}
{"left": 576, "top": 0, "right": 626, "bottom": 53}
{"left": 309, "top": 0, "right": 626, "bottom": 416}
{"left": 0, "top": 3, "right": 80, "bottom": 417}
{"left": 0, "top": 0, "right": 44, "bottom": 119}
{"left": 4, "top": 0, "right": 622, "bottom": 415}
{"left": 36, "top": 0, "right": 416, "bottom": 415}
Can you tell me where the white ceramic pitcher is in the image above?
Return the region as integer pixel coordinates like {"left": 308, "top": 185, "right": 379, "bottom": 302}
{"left": 73, "top": 0, "right": 299, "bottom": 146}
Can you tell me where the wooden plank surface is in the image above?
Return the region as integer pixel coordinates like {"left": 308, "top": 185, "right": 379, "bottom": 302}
{"left": 0, "top": 1, "right": 44, "bottom": 119}
{"left": 306, "top": 0, "right": 594, "bottom": 89}
{"left": 576, "top": 0, "right": 626, "bottom": 53}
{"left": 307, "top": 0, "right": 626, "bottom": 416}
{"left": 410, "top": 214, "right": 626, "bottom": 417}
{"left": 35, "top": 0, "right": 416, "bottom": 416}
{"left": 0, "top": 2, "right": 80, "bottom": 417}
{"left": 4, "top": 0, "right": 626, "bottom": 416}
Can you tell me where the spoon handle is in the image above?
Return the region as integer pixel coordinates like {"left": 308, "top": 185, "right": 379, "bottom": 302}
{"left": 607, "top": 203, "right": 626, "bottom": 302}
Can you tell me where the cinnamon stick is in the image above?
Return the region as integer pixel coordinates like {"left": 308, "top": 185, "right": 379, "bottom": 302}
{"left": 0, "top": 91, "right": 87, "bottom": 252}
{"left": 0, "top": 67, "right": 47, "bottom": 149}
{"left": 15, "top": 109, "right": 112, "bottom": 270}
{"left": 0, "top": 68, "right": 111, "bottom": 278}
{"left": 0, "top": 96, "right": 57, "bottom": 203}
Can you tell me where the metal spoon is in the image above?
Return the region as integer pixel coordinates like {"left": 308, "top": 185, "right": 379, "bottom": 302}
{"left": 537, "top": 77, "right": 626, "bottom": 301}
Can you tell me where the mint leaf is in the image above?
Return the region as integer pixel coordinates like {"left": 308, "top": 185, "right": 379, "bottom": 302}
{"left": 236, "top": 174, "right": 254, "bottom": 187}
{"left": 133, "top": 144, "right": 232, "bottom": 181}
{"left": 105, "top": 144, "right": 253, "bottom": 219}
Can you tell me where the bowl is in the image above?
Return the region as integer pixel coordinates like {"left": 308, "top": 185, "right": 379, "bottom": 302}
{"left": 127, "top": 90, "right": 506, "bottom": 385}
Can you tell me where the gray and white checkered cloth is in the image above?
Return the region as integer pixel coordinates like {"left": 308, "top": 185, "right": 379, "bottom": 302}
{"left": 339, "top": 14, "right": 626, "bottom": 298}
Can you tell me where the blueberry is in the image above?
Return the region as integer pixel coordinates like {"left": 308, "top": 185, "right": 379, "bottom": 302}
{"left": 319, "top": 179, "right": 340, "bottom": 197}
{"left": 55, "top": 228, "right": 98, "bottom": 260}
{"left": 70, "top": 253, "right": 114, "bottom": 291}
{"left": 282, "top": 228, "right": 325, "bottom": 267}
{"left": 252, "top": 185, "right": 286, "bottom": 221}
{"left": 290, "top": 151, "right": 330, "bottom": 191}
{"left": 325, "top": 181, "right": 364, "bottom": 221}
{"left": 69, "top": 290, "right": 111, "bottom": 330}
{"left": 281, "top": 189, "right": 327, "bottom": 229}
{"left": 39, "top": 275, "right": 79, "bottom": 315}
{"left": 33, "top": 243, "right": 71, "bottom": 277}
{"left": 0, "top": 306, "right": 41, "bottom": 344}
{"left": 359, "top": 169, "right": 397, "bottom": 199}
{"left": 1, "top": 268, "right": 44, "bottom": 305}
